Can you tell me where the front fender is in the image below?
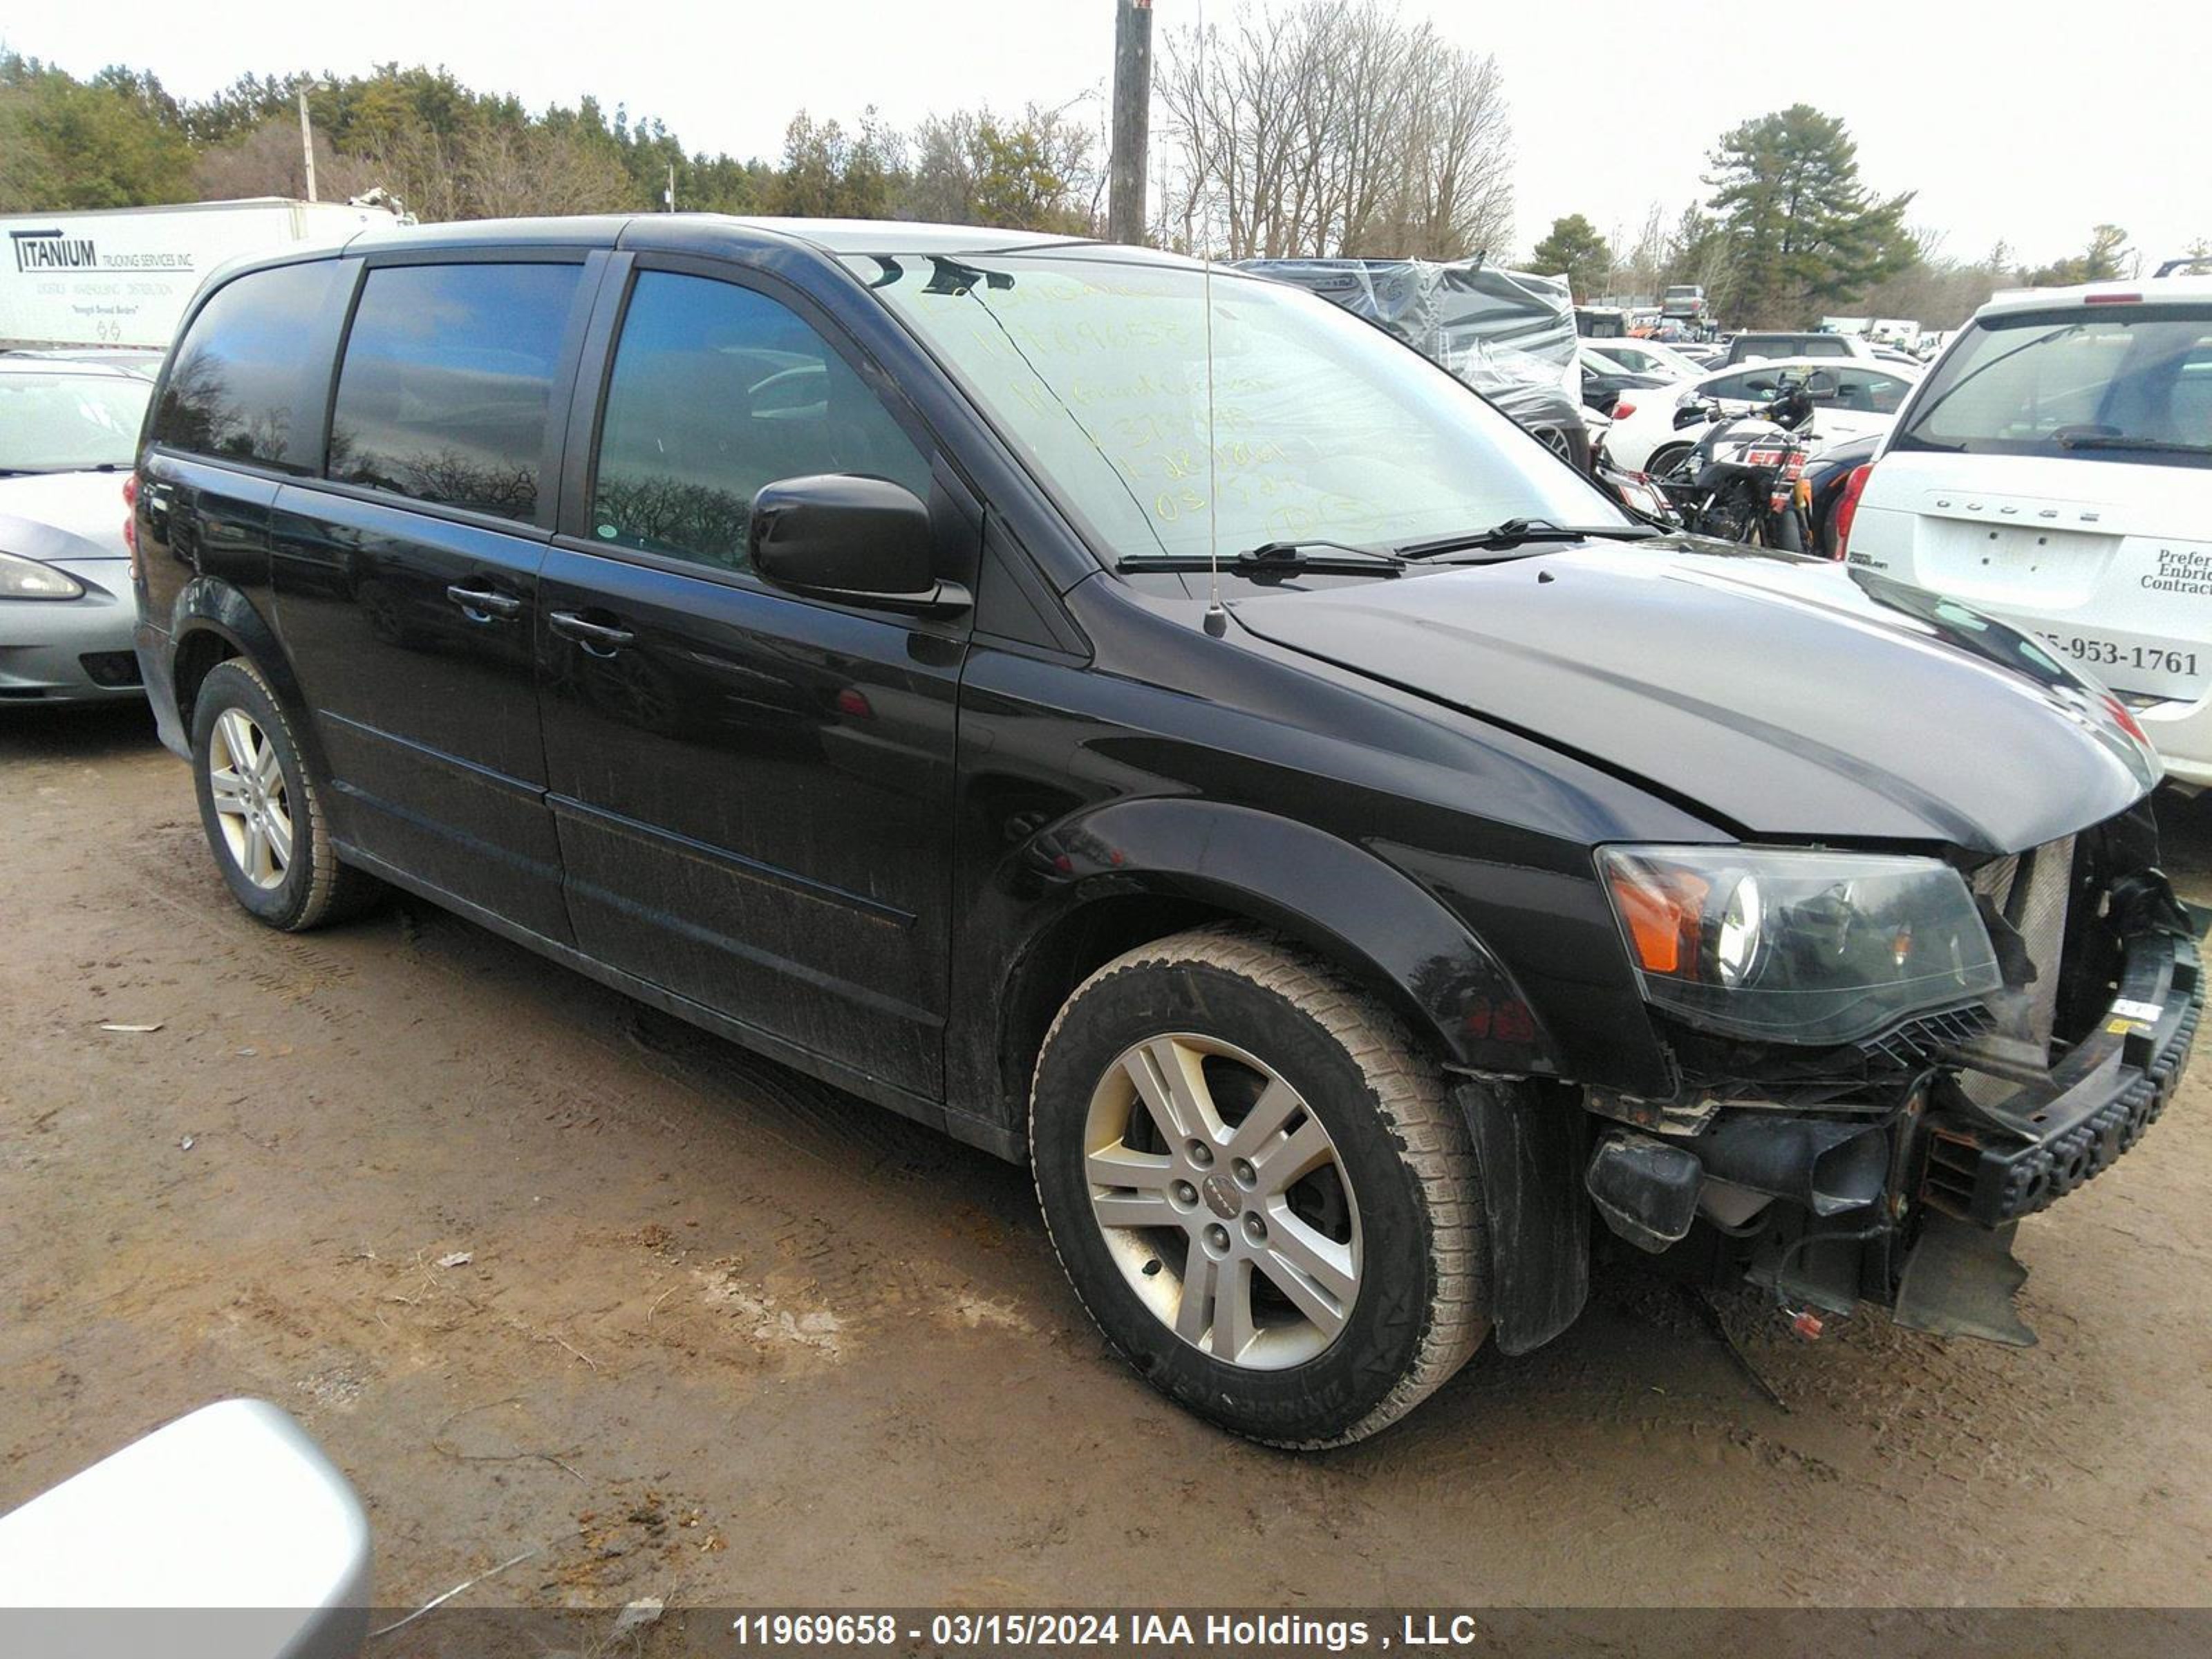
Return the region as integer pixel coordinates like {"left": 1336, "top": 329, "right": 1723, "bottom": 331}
{"left": 1012, "top": 796, "right": 1559, "bottom": 1078}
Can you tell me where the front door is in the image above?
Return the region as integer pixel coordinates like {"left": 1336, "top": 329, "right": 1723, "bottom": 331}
{"left": 538, "top": 263, "right": 971, "bottom": 1097}
{"left": 271, "top": 255, "right": 598, "bottom": 941}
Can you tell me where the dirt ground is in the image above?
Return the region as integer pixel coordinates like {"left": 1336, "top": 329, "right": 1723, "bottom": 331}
{"left": 3, "top": 701, "right": 2210, "bottom": 1618}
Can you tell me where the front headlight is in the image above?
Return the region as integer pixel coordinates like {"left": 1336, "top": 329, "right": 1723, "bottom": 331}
{"left": 1597, "top": 845, "right": 2000, "bottom": 1045}
{"left": 0, "top": 549, "right": 83, "bottom": 600}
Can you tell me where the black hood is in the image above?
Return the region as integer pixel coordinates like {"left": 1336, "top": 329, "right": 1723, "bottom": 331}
{"left": 1228, "top": 542, "right": 2158, "bottom": 854}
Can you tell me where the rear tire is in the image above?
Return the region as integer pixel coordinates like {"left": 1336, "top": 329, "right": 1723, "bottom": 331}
{"left": 1030, "top": 926, "right": 1490, "bottom": 1447}
{"left": 1647, "top": 441, "right": 1692, "bottom": 478}
{"left": 189, "top": 659, "right": 381, "bottom": 932}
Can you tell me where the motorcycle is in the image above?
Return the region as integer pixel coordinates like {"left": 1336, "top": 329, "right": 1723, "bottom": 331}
{"left": 1649, "top": 371, "right": 1829, "bottom": 550}
{"left": 1585, "top": 408, "right": 1683, "bottom": 529}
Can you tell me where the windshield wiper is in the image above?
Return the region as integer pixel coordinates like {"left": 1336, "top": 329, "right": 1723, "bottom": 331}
{"left": 1395, "top": 518, "right": 1663, "bottom": 559}
{"left": 2055, "top": 433, "right": 2212, "bottom": 456}
{"left": 1116, "top": 539, "right": 1406, "bottom": 577}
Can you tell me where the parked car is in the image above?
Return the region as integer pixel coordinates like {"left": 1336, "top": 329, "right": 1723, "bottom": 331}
{"left": 1575, "top": 305, "right": 1629, "bottom": 339}
{"left": 1660, "top": 283, "right": 1709, "bottom": 328}
{"left": 0, "top": 357, "right": 151, "bottom": 703}
{"left": 1584, "top": 337, "right": 1710, "bottom": 382}
{"left": 1239, "top": 257, "right": 1595, "bottom": 471}
{"left": 1606, "top": 356, "right": 1918, "bottom": 475}
{"left": 1845, "top": 274, "right": 2212, "bottom": 784}
{"left": 135, "top": 216, "right": 2194, "bottom": 1447}
{"left": 1577, "top": 347, "right": 1668, "bottom": 417}
{"left": 1800, "top": 429, "right": 1882, "bottom": 556}
{"left": 1723, "top": 331, "right": 1880, "bottom": 366}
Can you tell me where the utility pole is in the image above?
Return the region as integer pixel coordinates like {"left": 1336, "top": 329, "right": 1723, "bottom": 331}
{"left": 297, "top": 86, "right": 318, "bottom": 203}
{"left": 1108, "top": 0, "right": 1154, "bottom": 245}
{"left": 665, "top": 162, "right": 676, "bottom": 212}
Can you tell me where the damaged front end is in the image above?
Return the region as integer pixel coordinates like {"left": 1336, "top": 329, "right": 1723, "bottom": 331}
{"left": 1583, "top": 798, "right": 2202, "bottom": 1346}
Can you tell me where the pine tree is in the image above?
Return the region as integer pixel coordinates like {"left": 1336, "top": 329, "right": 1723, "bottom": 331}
{"left": 1529, "top": 214, "right": 1613, "bottom": 299}
{"left": 1704, "top": 105, "right": 1914, "bottom": 326}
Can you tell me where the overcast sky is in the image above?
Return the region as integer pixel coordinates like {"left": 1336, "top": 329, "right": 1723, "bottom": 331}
{"left": 8, "top": 0, "right": 2209, "bottom": 270}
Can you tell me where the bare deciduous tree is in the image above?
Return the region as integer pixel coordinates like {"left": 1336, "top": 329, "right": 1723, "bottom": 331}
{"left": 1156, "top": 2, "right": 1512, "bottom": 261}
{"left": 193, "top": 115, "right": 375, "bottom": 203}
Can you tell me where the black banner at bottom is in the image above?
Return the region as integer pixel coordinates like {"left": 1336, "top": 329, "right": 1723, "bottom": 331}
{"left": 4, "top": 1606, "right": 2208, "bottom": 1658}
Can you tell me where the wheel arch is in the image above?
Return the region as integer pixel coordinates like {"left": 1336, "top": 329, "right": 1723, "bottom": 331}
{"left": 167, "top": 580, "right": 324, "bottom": 770}
{"left": 980, "top": 798, "right": 1559, "bottom": 1140}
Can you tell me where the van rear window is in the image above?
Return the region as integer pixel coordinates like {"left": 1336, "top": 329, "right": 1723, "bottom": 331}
{"left": 151, "top": 260, "right": 341, "bottom": 472}
{"left": 1895, "top": 308, "right": 2212, "bottom": 467}
{"left": 328, "top": 263, "right": 583, "bottom": 523}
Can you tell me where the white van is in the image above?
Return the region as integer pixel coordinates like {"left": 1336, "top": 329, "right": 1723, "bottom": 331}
{"left": 1843, "top": 277, "right": 2212, "bottom": 783}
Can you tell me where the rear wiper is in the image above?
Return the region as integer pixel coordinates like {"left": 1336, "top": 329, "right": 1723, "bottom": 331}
{"left": 1116, "top": 539, "right": 1406, "bottom": 577}
{"left": 2055, "top": 434, "right": 2212, "bottom": 456}
{"left": 1396, "top": 518, "right": 1664, "bottom": 559}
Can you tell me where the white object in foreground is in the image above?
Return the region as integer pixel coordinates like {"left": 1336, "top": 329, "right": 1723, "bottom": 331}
{"left": 0, "top": 1398, "right": 371, "bottom": 1658}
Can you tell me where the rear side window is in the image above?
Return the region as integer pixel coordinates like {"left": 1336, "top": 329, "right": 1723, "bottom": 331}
{"left": 151, "top": 261, "right": 340, "bottom": 471}
{"left": 1897, "top": 308, "right": 2212, "bottom": 467}
{"left": 588, "top": 270, "right": 931, "bottom": 573}
{"left": 328, "top": 263, "right": 583, "bottom": 522}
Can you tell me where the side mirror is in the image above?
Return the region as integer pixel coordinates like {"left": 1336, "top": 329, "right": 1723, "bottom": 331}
{"left": 749, "top": 475, "right": 970, "bottom": 617}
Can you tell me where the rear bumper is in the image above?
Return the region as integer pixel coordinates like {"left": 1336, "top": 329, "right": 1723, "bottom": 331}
{"left": 1922, "top": 928, "right": 2202, "bottom": 1226}
{"left": 133, "top": 618, "right": 189, "bottom": 758}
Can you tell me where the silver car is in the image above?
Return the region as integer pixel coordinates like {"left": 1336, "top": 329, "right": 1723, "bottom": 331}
{"left": 0, "top": 357, "right": 153, "bottom": 704}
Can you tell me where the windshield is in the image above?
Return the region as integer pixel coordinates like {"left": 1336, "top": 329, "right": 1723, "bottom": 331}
{"left": 0, "top": 373, "right": 151, "bottom": 472}
{"left": 847, "top": 251, "right": 1626, "bottom": 563}
{"left": 1896, "top": 307, "right": 2212, "bottom": 466}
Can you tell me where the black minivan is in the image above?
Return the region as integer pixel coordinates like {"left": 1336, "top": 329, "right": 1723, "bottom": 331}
{"left": 133, "top": 216, "right": 2198, "bottom": 1446}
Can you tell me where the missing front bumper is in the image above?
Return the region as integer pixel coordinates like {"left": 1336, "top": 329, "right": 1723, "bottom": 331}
{"left": 1922, "top": 931, "right": 2202, "bottom": 1226}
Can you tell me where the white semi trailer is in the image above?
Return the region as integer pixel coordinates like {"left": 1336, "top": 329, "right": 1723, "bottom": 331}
{"left": 1, "top": 198, "right": 397, "bottom": 351}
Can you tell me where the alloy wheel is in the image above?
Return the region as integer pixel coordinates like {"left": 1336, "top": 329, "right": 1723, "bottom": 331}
{"left": 206, "top": 708, "right": 293, "bottom": 890}
{"left": 1082, "top": 1033, "right": 1362, "bottom": 1370}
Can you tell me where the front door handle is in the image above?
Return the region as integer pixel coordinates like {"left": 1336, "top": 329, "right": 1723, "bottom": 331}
{"left": 548, "top": 610, "right": 637, "bottom": 655}
{"left": 445, "top": 583, "right": 523, "bottom": 621}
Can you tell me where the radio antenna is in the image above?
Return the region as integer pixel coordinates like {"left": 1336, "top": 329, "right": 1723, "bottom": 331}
{"left": 1198, "top": 0, "right": 1227, "bottom": 638}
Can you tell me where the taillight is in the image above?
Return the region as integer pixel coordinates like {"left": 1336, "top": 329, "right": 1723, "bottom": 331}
{"left": 121, "top": 471, "right": 139, "bottom": 569}
{"left": 1832, "top": 462, "right": 1873, "bottom": 561}
{"left": 1612, "top": 400, "right": 1637, "bottom": 421}
{"left": 2103, "top": 694, "right": 2148, "bottom": 744}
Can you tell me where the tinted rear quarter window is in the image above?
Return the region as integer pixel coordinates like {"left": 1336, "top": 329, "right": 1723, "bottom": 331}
{"left": 151, "top": 260, "right": 341, "bottom": 471}
{"left": 328, "top": 262, "right": 583, "bottom": 523}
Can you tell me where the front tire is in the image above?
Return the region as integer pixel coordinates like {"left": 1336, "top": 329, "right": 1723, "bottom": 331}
{"left": 190, "top": 659, "right": 379, "bottom": 931}
{"left": 1030, "top": 927, "right": 1490, "bottom": 1447}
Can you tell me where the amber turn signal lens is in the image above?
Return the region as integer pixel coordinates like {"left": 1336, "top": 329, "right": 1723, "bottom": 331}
{"left": 1606, "top": 863, "right": 1709, "bottom": 976}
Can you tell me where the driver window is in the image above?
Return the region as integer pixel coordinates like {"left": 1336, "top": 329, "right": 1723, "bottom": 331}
{"left": 590, "top": 270, "right": 931, "bottom": 572}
